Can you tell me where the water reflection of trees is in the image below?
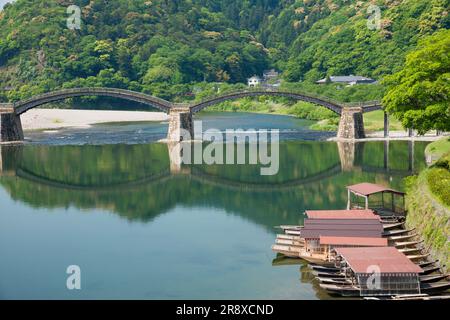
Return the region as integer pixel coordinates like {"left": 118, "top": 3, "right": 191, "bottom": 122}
{"left": 0, "top": 141, "right": 428, "bottom": 230}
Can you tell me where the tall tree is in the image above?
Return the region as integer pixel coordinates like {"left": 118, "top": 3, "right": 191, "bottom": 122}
{"left": 383, "top": 29, "right": 450, "bottom": 134}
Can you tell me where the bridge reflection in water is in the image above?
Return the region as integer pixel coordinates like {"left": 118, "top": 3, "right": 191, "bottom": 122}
{"left": 0, "top": 141, "right": 428, "bottom": 300}
{"left": 0, "top": 141, "right": 426, "bottom": 226}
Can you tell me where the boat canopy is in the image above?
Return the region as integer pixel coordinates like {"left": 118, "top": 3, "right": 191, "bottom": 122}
{"left": 335, "top": 247, "right": 423, "bottom": 296}
{"left": 301, "top": 219, "right": 383, "bottom": 239}
{"left": 335, "top": 247, "right": 422, "bottom": 274}
{"left": 305, "top": 209, "right": 378, "bottom": 220}
{"left": 346, "top": 183, "right": 406, "bottom": 215}
{"left": 346, "top": 183, "right": 405, "bottom": 196}
{"left": 320, "top": 236, "right": 387, "bottom": 247}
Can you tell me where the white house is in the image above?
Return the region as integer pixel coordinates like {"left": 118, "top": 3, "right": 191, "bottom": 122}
{"left": 247, "top": 76, "right": 262, "bottom": 87}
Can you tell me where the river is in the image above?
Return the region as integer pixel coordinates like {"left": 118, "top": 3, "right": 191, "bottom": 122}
{"left": 0, "top": 112, "right": 429, "bottom": 299}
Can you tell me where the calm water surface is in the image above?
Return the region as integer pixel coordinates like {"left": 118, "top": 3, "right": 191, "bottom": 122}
{"left": 0, "top": 112, "right": 429, "bottom": 299}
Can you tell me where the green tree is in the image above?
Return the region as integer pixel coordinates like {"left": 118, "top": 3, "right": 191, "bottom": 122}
{"left": 383, "top": 29, "right": 450, "bottom": 134}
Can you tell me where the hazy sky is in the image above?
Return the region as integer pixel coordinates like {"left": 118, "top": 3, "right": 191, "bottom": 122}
{"left": 0, "top": 0, "right": 14, "bottom": 9}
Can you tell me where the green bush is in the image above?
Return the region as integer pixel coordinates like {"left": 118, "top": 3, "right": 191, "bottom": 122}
{"left": 287, "top": 101, "right": 339, "bottom": 121}
{"left": 434, "top": 152, "right": 450, "bottom": 170}
{"left": 426, "top": 167, "right": 450, "bottom": 207}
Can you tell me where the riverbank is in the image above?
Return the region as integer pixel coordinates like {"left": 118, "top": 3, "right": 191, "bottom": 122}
{"left": 405, "top": 138, "right": 450, "bottom": 273}
{"left": 20, "top": 109, "right": 446, "bottom": 143}
{"left": 328, "top": 131, "right": 447, "bottom": 142}
{"left": 21, "top": 109, "right": 169, "bottom": 131}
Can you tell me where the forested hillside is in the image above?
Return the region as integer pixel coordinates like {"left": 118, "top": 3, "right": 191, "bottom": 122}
{"left": 0, "top": 0, "right": 448, "bottom": 102}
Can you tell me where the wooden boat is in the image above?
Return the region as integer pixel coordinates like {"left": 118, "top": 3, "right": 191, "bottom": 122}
{"left": 315, "top": 272, "right": 447, "bottom": 286}
{"left": 380, "top": 218, "right": 405, "bottom": 224}
{"left": 319, "top": 283, "right": 359, "bottom": 297}
{"left": 399, "top": 247, "right": 424, "bottom": 255}
{"left": 383, "top": 228, "right": 415, "bottom": 237}
{"left": 315, "top": 277, "right": 351, "bottom": 285}
{"left": 320, "top": 282, "right": 450, "bottom": 297}
{"left": 391, "top": 294, "right": 450, "bottom": 301}
{"left": 420, "top": 274, "right": 448, "bottom": 283}
{"left": 312, "top": 270, "right": 345, "bottom": 278}
{"left": 417, "top": 260, "right": 439, "bottom": 268}
{"left": 309, "top": 265, "right": 340, "bottom": 273}
{"left": 366, "top": 294, "right": 450, "bottom": 301}
{"left": 285, "top": 229, "right": 301, "bottom": 236}
{"left": 379, "top": 215, "right": 405, "bottom": 223}
{"left": 420, "top": 282, "right": 450, "bottom": 294}
{"left": 420, "top": 265, "right": 441, "bottom": 275}
{"left": 395, "top": 240, "right": 424, "bottom": 248}
{"left": 298, "top": 254, "right": 334, "bottom": 266}
{"left": 275, "top": 225, "right": 303, "bottom": 231}
{"left": 272, "top": 256, "right": 304, "bottom": 267}
{"left": 275, "top": 238, "right": 305, "bottom": 247}
{"left": 271, "top": 244, "right": 301, "bottom": 258}
{"left": 383, "top": 222, "right": 405, "bottom": 230}
{"left": 388, "top": 233, "right": 418, "bottom": 241}
{"left": 407, "top": 253, "right": 430, "bottom": 261}
{"left": 277, "top": 234, "right": 303, "bottom": 241}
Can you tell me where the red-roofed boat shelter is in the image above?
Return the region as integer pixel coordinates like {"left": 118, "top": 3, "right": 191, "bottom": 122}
{"left": 334, "top": 247, "right": 422, "bottom": 296}
{"left": 305, "top": 209, "right": 379, "bottom": 220}
{"left": 346, "top": 183, "right": 406, "bottom": 217}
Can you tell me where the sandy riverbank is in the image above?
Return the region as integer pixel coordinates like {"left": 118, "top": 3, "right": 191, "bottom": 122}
{"left": 20, "top": 109, "right": 446, "bottom": 142}
{"left": 21, "top": 109, "right": 169, "bottom": 131}
{"left": 328, "top": 131, "right": 447, "bottom": 142}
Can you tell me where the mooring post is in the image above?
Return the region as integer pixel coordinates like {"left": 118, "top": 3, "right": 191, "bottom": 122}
{"left": 384, "top": 140, "right": 389, "bottom": 170}
{"left": 383, "top": 111, "right": 390, "bottom": 138}
{"left": 408, "top": 140, "right": 414, "bottom": 172}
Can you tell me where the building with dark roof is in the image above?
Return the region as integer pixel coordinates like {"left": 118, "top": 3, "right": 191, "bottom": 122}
{"left": 316, "top": 75, "right": 376, "bottom": 86}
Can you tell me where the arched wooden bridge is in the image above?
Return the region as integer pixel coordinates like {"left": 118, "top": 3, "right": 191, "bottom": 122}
{"left": 0, "top": 87, "right": 385, "bottom": 143}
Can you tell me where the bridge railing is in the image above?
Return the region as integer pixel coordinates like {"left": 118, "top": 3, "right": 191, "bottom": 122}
{"left": 345, "top": 100, "right": 382, "bottom": 108}
{"left": 193, "top": 87, "right": 382, "bottom": 109}
{"left": 193, "top": 87, "right": 340, "bottom": 106}
{"left": 14, "top": 87, "right": 173, "bottom": 108}
{"left": 10, "top": 86, "right": 383, "bottom": 112}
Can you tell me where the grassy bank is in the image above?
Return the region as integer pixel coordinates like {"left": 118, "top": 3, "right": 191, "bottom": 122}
{"left": 201, "top": 98, "right": 407, "bottom": 133}
{"left": 425, "top": 137, "right": 450, "bottom": 164}
{"left": 405, "top": 138, "right": 450, "bottom": 272}
{"left": 202, "top": 98, "right": 341, "bottom": 131}
{"left": 363, "top": 110, "right": 403, "bottom": 132}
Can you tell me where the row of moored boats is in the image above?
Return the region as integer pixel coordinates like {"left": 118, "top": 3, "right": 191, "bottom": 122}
{"left": 272, "top": 183, "right": 449, "bottom": 300}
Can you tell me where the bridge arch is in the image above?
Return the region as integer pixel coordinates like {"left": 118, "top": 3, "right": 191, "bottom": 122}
{"left": 14, "top": 88, "right": 173, "bottom": 115}
{"left": 190, "top": 90, "right": 346, "bottom": 115}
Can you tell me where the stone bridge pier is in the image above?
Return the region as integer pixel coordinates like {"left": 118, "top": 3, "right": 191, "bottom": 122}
{"left": 0, "top": 104, "right": 24, "bottom": 144}
{"left": 337, "top": 107, "right": 365, "bottom": 140}
{"left": 167, "top": 105, "right": 194, "bottom": 142}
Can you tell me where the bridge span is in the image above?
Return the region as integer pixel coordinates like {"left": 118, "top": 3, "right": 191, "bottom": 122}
{"left": 0, "top": 87, "right": 385, "bottom": 143}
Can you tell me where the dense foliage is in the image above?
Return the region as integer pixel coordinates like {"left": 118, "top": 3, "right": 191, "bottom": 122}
{"left": 383, "top": 29, "right": 450, "bottom": 134}
{"left": 0, "top": 0, "right": 448, "bottom": 104}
